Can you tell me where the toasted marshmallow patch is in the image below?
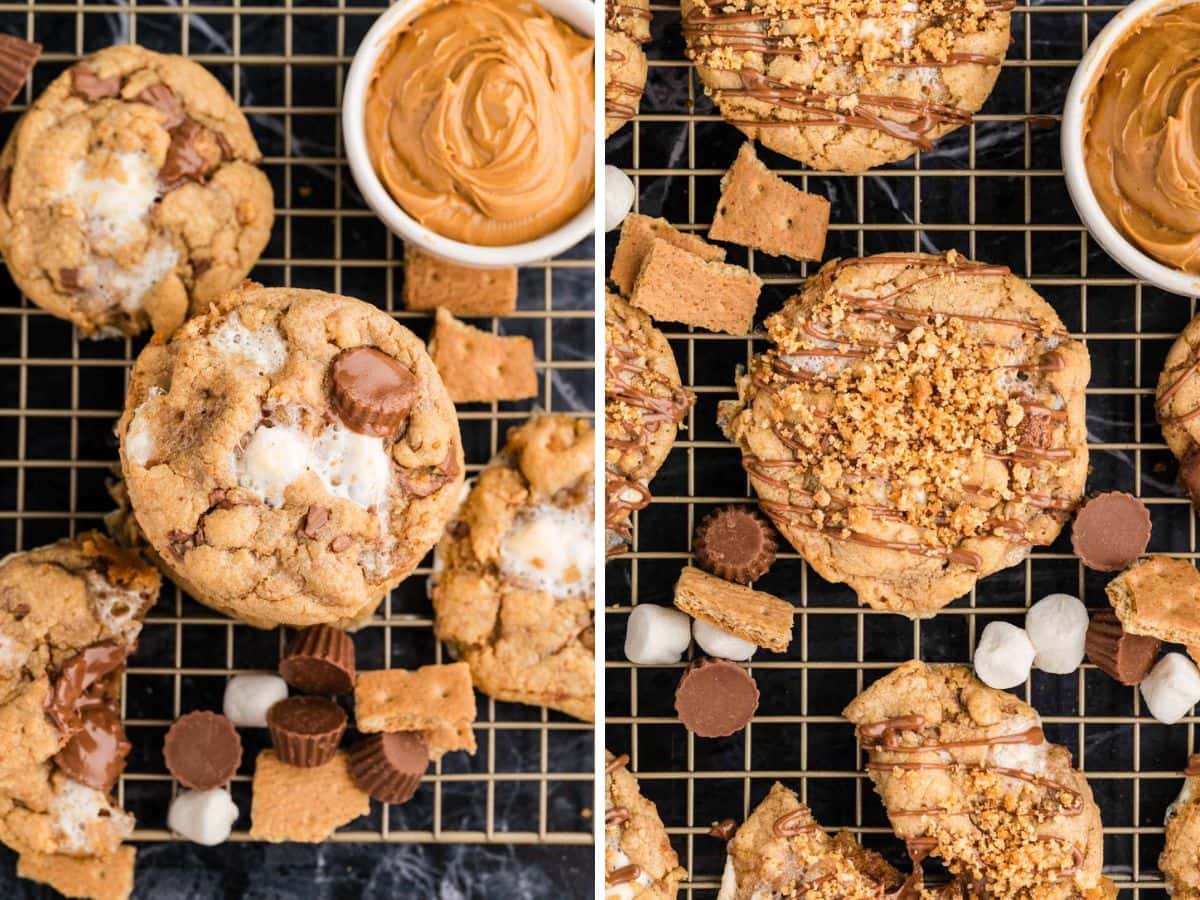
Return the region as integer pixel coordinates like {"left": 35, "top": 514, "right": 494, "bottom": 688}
{"left": 235, "top": 423, "right": 311, "bottom": 507}
{"left": 223, "top": 673, "right": 288, "bottom": 728}
{"left": 84, "top": 571, "right": 147, "bottom": 643}
{"left": 62, "top": 151, "right": 158, "bottom": 251}
{"left": 99, "top": 242, "right": 179, "bottom": 313}
{"left": 624, "top": 604, "right": 692, "bottom": 665}
{"left": 210, "top": 313, "right": 288, "bottom": 376}
{"left": 0, "top": 630, "right": 28, "bottom": 671}
{"left": 51, "top": 779, "right": 134, "bottom": 854}
{"left": 988, "top": 716, "right": 1048, "bottom": 775}
{"left": 500, "top": 503, "right": 594, "bottom": 599}
{"left": 168, "top": 788, "right": 240, "bottom": 846}
{"left": 125, "top": 386, "right": 164, "bottom": 467}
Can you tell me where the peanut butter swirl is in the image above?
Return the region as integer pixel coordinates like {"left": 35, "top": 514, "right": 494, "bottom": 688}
{"left": 1083, "top": 5, "right": 1200, "bottom": 275}
{"left": 364, "top": 0, "right": 594, "bottom": 246}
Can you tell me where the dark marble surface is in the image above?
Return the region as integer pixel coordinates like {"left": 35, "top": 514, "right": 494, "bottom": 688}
{"left": 0, "top": 4, "right": 595, "bottom": 898}
{"left": 606, "top": 1, "right": 1185, "bottom": 896}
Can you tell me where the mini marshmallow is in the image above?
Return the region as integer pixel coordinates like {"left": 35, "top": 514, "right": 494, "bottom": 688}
{"left": 693, "top": 618, "right": 756, "bottom": 661}
{"left": 973, "top": 621, "right": 1036, "bottom": 689}
{"left": 1026, "top": 593, "right": 1089, "bottom": 674}
{"left": 605, "top": 165, "right": 635, "bottom": 232}
{"left": 223, "top": 673, "right": 289, "bottom": 728}
{"left": 624, "top": 604, "right": 692, "bottom": 665}
{"left": 1141, "top": 653, "right": 1200, "bottom": 725}
{"left": 168, "top": 788, "right": 239, "bottom": 846}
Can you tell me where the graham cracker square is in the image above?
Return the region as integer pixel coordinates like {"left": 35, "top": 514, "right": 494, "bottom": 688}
{"left": 609, "top": 213, "right": 726, "bottom": 296}
{"left": 429, "top": 308, "right": 538, "bottom": 403}
{"left": 674, "top": 565, "right": 794, "bottom": 652}
{"left": 355, "top": 662, "right": 478, "bottom": 735}
{"left": 629, "top": 239, "right": 762, "bottom": 335}
{"left": 17, "top": 847, "right": 137, "bottom": 900}
{"left": 709, "top": 142, "right": 830, "bottom": 261}
{"left": 249, "top": 751, "right": 370, "bottom": 843}
{"left": 403, "top": 244, "right": 517, "bottom": 316}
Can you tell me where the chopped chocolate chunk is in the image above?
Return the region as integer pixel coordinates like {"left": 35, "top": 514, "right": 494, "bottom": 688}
{"left": 0, "top": 35, "right": 39, "bottom": 114}
{"left": 45, "top": 640, "right": 128, "bottom": 732}
{"left": 163, "top": 711, "right": 243, "bottom": 790}
{"left": 193, "top": 257, "right": 212, "bottom": 279}
{"left": 299, "top": 505, "right": 330, "bottom": 539}
{"left": 347, "top": 732, "right": 428, "bottom": 804}
{"left": 708, "top": 818, "right": 738, "bottom": 841}
{"left": 693, "top": 505, "right": 778, "bottom": 584}
{"left": 1018, "top": 409, "right": 1053, "bottom": 449}
{"left": 1071, "top": 491, "right": 1152, "bottom": 572}
{"left": 330, "top": 534, "right": 352, "bottom": 553}
{"left": 167, "top": 527, "right": 204, "bottom": 559}
{"left": 329, "top": 346, "right": 418, "bottom": 438}
{"left": 160, "top": 120, "right": 216, "bottom": 189}
{"left": 11, "top": 602, "right": 29, "bottom": 620}
{"left": 53, "top": 705, "right": 131, "bottom": 792}
{"left": 135, "top": 82, "right": 185, "bottom": 128}
{"left": 1085, "top": 609, "right": 1160, "bottom": 685}
{"left": 674, "top": 657, "right": 759, "bottom": 738}
{"left": 0, "top": 166, "right": 10, "bottom": 205}
{"left": 59, "top": 267, "right": 83, "bottom": 292}
{"left": 278, "top": 625, "right": 356, "bottom": 695}
{"left": 70, "top": 63, "right": 121, "bottom": 101}
{"left": 266, "top": 696, "right": 347, "bottom": 768}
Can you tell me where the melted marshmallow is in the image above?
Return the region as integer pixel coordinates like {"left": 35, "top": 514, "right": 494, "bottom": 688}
{"left": 716, "top": 856, "right": 738, "bottom": 900}
{"left": 500, "top": 503, "right": 594, "bottom": 599}
{"left": 987, "top": 716, "right": 1048, "bottom": 775}
{"left": 0, "top": 630, "right": 28, "bottom": 671}
{"left": 84, "top": 570, "right": 147, "bottom": 643}
{"left": 52, "top": 779, "right": 134, "bottom": 854}
{"left": 63, "top": 152, "right": 158, "bottom": 251}
{"left": 210, "top": 314, "right": 288, "bottom": 376}
{"left": 606, "top": 834, "right": 655, "bottom": 900}
{"left": 125, "top": 387, "right": 165, "bottom": 467}
{"left": 97, "top": 243, "right": 179, "bottom": 312}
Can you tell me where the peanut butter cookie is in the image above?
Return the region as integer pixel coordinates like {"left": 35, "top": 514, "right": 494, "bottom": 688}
{"left": 606, "top": 292, "right": 693, "bottom": 554}
{"left": 719, "top": 252, "right": 1089, "bottom": 614}
{"left": 1162, "top": 755, "right": 1200, "bottom": 898}
{"left": 605, "top": 751, "right": 686, "bottom": 899}
{"left": 117, "top": 281, "right": 463, "bottom": 629}
{"left": 681, "top": 0, "right": 1012, "bottom": 171}
{"left": 0, "top": 44, "right": 273, "bottom": 337}
{"left": 1156, "top": 311, "right": 1200, "bottom": 507}
{"left": 843, "top": 661, "right": 1115, "bottom": 900}
{"left": 606, "top": 0, "right": 651, "bottom": 137}
{"left": 432, "top": 414, "right": 594, "bottom": 721}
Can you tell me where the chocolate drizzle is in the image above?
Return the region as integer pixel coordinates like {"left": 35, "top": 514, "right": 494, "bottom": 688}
{"left": 605, "top": 753, "right": 630, "bottom": 775}
{"left": 607, "top": 863, "right": 643, "bottom": 886}
{"left": 772, "top": 807, "right": 821, "bottom": 837}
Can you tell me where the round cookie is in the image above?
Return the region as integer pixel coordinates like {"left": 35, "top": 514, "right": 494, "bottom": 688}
{"left": 117, "top": 281, "right": 464, "bottom": 629}
{"left": 1156, "top": 313, "right": 1200, "bottom": 506}
{"left": 606, "top": 293, "right": 693, "bottom": 554}
{"left": 681, "top": 0, "right": 1012, "bottom": 172}
{"left": 604, "top": 751, "right": 686, "bottom": 898}
{"left": 432, "top": 414, "right": 594, "bottom": 721}
{"left": 720, "top": 252, "right": 1089, "bottom": 614}
{"left": 0, "top": 44, "right": 274, "bottom": 337}
{"left": 0, "top": 532, "right": 159, "bottom": 859}
{"left": 605, "top": 0, "right": 651, "bottom": 138}
{"left": 1162, "top": 758, "right": 1200, "bottom": 898}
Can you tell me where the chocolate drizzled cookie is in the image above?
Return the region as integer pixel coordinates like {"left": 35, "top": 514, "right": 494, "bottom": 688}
{"left": 605, "top": 0, "right": 651, "bottom": 136}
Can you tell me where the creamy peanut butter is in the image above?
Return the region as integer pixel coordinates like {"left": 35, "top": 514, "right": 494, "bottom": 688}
{"left": 1084, "top": 5, "right": 1200, "bottom": 274}
{"left": 365, "top": 0, "right": 594, "bottom": 247}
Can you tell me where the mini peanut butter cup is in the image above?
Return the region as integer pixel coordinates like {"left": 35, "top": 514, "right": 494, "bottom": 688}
{"left": 266, "top": 696, "right": 347, "bottom": 768}
{"left": 279, "top": 625, "right": 356, "bottom": 696}
{"left": 1071, "top": 491, "right": 1152, "bottom": 572}
{"left": 347, "top": 732, "right": 429, "bottom": 804}
{"left": 0, "top": 35, "right": 39, "bottom": 114}
{"left": 693, "top": 505, "right": 778, "bottom": 583}
{"left": 163, "top": 711, "right": 243, "bottom": 790}
{"left": 674, "top": 657, "right": 759, "bottom": 738}
{"left": 1085, "top": 609, "right": 1160, "bottom": 686}
{"left": 329, "top": 347, "right": 418, "bottom": 438}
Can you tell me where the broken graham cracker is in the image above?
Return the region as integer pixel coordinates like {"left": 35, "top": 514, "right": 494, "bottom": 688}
{"left": 709, "top": 142, "right": 830, "bottom": 261}
{"left": 429, "top": 307, "right": 538, "bottom": 404}
{"left": 403, "top": 243, "right": 517, "bottom": 316}
{"left": 249, "top": 751, "right": 370, "bottom": 842}
{"left": 17, "top": 847, "right": 136, "bottom": 900}
{"left": 355, "top": 662, "right": 478, "bottom": 758}
{"left": 610, "top": 213, "right": 726, "bottom": 296}
{"left": 630, "top": 239, "right": 762, "bottom": 335}
{"left": 1106, "top": 555, "right": 1200, "bottom": 649}
{"left": 673, "top": 565, "right": 794, "bottom": 653}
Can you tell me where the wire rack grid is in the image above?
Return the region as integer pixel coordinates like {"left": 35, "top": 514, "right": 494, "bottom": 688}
{"left": 0, "top": 1, "right": 596, "bottom": 888}
{"left": 604, "top": 1, "right": 1195, "bottom": 896}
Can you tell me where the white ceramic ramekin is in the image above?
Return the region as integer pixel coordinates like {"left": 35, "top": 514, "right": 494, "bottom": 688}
{"left": 1062, "top": 0, "right": 1200, "bottom": 297}
{"left": 342, "top": 0, "right": 596, "bottom": 269}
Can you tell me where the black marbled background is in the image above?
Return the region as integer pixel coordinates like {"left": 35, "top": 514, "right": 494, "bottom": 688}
{"left": 0, "top": 4, "right": 595, "bottom": 898}
{"left": 606, "top": 1, "right": 1191, "bottom": 896}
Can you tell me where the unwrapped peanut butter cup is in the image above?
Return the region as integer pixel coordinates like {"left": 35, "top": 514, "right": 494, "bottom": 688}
{"left": 348, "top": 732, "right": 429, "bottom": 804}
{"left": 266, "top": 696, "right": 347, "bottom": 767}
{"left": 53, "top": 705, "right": 131, "bottom": 792}
{"left": 279, "top": 625, "right": 356, "bottom": 695}
{"left": 0, "top": 35, "right": 39, "bottom": 114}
{"left": 1071, "top": 491, "right": 1152, "bottom": 572}
{"left": 163, "top": 711, "right": 243, "bottom": 790}
{"left": 674, "top": 657, "right": 759, "bottom": 738}
{"left": 1085, "top": 609, "right": 1160, "bottom": 685}
{"left": 329, "top": 347, "right": 417, "bottom": 438}
{"left": 693, "top": 505, "right": 778, "bottom": 584}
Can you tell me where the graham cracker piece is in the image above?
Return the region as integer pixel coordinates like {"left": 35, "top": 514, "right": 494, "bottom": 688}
{"left": 355, "top": 662, "right": 478, "bottom": 751}
{"left": 429, "top": 307, "right": 538, "bottom": 403}
{"left": 630, "top": 239, "right": 762, "bottom": 335}
{"left": 610, "top": 213, "right": 726, "bottom": 296}
{"left": 673, "top": 565, "right": 794, "bottom": 653}
{"left": 709, "top": 142, "right": 830, "bottom": 261}
{"left": 1106, "top": 555, "right": 1200, "bottom": 646}
{"left": 403, "top": 244, "right": 517, "bottom": 316}
{"left": 249, "top": 751, "right": 370, "bottom": 843}
{"left": 17, "top": 846, "right": 137, "bottom": 900}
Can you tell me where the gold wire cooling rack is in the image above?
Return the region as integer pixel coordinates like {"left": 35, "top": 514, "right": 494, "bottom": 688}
{"left": 604, "top": 1, "right": 1196, "bottom": 895}
{"left": 0, "top": 1, "right": 595, "bottom": 877}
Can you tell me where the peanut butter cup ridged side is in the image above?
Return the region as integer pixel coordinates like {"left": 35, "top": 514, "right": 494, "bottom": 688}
{"left": 719, "top": 252, "right": 1090, "bottom": 614}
